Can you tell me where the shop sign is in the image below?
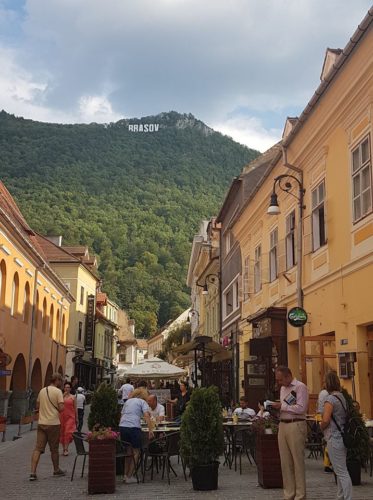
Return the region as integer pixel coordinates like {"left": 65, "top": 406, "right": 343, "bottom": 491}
{"left": 0, "top": 369, "right": 11, "bottom": 376}
{"left": 85, "top": 294, "right": 95, "bottom": 351}
{"left": 287, "top": 307, "right": 308, "bottom": 327}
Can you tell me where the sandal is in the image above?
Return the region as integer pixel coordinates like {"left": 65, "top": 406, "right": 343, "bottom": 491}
{"left": 29, "top": 473, "right": 37, "bottom": 481}
{"left": 63, "top": 450, "right": 69, "bottom": 456}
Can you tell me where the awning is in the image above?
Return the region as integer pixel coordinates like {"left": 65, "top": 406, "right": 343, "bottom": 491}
{"left": 173, "top": 336, "right": 225, "bottom": 356}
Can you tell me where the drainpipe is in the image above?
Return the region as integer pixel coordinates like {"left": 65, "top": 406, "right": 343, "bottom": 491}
{"left": 282, "top": 146, "right": 305, "bottom": 381}
{"left": 26, "top": 267, "right": 40, "bottom": 392}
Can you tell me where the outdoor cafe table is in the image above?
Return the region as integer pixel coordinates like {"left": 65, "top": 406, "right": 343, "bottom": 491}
{"left": 223, "top": 421, "right": 253, "bottom": 469}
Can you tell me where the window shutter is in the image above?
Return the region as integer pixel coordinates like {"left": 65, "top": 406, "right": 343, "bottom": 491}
{"left": 303, "top": 214, "right": 313, "bottom": 255}
{"left": 278, "top": 237, "right": 286, "bottom": 273}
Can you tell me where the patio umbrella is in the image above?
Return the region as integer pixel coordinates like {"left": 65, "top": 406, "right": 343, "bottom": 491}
{"left": 124, "top": 357, "right": 187, "bottom": 379}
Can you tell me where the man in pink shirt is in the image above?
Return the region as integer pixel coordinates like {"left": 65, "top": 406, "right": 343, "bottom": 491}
{"left": 271, "top": 366, "right": 309, "bottom": 500}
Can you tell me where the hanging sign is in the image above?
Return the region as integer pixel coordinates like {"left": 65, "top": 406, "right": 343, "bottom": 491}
{"left": 287, "top": 307, "right": 308, "bottom": 327}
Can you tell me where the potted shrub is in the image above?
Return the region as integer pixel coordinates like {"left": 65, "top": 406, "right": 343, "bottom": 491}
{"left": 87, "top": 383, "right": 120, "bottom": 494}
{"left": 252, "top": 417, "right": 282, "bottom": 488}
{"left": 180, "top": 386, "right": 224, "bottom": 491}
{"left": 341, "top": 389, "right": 370, "bottom": 486}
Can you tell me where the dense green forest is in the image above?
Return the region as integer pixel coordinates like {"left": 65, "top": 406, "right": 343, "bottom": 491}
{"left": 0, "top": 110, "right": 258, "bottom": 336}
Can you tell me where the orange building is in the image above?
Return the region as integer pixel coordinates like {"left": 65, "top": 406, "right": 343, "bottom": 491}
{"left": 0, "top": 182, "right": 74, "bottom": 421}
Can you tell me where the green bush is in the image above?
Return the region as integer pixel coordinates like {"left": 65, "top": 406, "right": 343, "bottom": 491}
{"left": 87, "top": 383, "right": 119, "bottom": 431}
{"left": 180, "top": 386, "right": 224, "bottom": 467}
{"left": 341, "top": 388, "right": 370, "bottom": 463}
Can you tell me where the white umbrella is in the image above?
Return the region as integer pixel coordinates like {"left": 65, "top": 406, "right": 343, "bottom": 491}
{"left": 124, "top": 357, "right": 187, "bottom": 379}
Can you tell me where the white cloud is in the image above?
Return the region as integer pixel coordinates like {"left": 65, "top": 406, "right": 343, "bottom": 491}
{"left": 78, "top": 95, "right": 122, "bottom": 123}
{"left": 212, "top": 115, "right": 281, "bottom": 153}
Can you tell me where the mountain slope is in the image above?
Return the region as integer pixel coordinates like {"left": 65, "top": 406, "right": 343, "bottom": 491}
{"left": 0, "top": 110, "right": 259, "bottom": 335}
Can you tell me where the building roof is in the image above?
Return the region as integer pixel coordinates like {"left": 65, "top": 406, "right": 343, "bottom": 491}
{"left": 136, "top": 339, "right": 148, "bottom": 350}
{"left": 34, "top": 233, "right": 81, "bottom": 263}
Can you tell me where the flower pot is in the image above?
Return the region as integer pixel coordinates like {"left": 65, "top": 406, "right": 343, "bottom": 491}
{"left": 347, "top": 460, "right": 361, "bottom": 486}
{"left": 264, "top": 428, "right": 273, "bottom": 434}
{"left": 191, "top": 461, "right": 219, "bottom": 491}
{"left": 256, "top": 434, "right": 283, "bottom": 488}
{"left": 20, "top": 416, "right": 32, "bottom": 425}
{"left": 88, "top": 439, "right": 116, "bottom": 494}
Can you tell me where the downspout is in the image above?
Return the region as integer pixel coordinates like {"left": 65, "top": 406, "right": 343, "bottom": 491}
{"left": 282, "top": 146, "right": 305, "bottom": 380}
{"left": 27, "top": 268, "right": 40, "bottom": 392}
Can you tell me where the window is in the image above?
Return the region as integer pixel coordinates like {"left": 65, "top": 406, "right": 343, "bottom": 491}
{"left": 35, "top": 291, "right": 39, "bottom": 329}
{"left": 254, "top": 245, "right": 262, "bottom": 293}
{"left": 78, "top": 321, "right": 83, "bottom": 342}
{"left": 42, "top": 298, "right": 48, "bottom": 333}
{"left": 242, "top": 256, "right": 250, "bottom": 301}
{"left": 23, "top": 282, "right": 31, "bottom": 323}
{"left": 312, "top": 180, "right": 327, "bottom": 251}
{"left": 224, "top": 288, "right": 233, "bottom": 316}
{"left": 0, "top": 260, "right": 6, "bottom": 307}
{"left": 80, "top": 286, "right": 84, "bottom": 305}
{"left": 286, "top": 211, "right": 296, "bottom": 270}
{"left": 352, "top": 136, "right": 372, "bottom": 222}
{"left": 119, "top": 353, "right": 127, "bottom": 363}
{"left": 10, "top": 272, "right": 19, "bottom": 316}
{"left": 224, "top": 230, "right": 232, "bottom": 256}
{"left": 269, "top": 228, "right": 278, "bottom": 282}
{"left": 49, "top": 304, "right": 54, "bottom": 338}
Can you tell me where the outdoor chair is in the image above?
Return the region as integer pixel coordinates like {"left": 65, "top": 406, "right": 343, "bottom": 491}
{"left": 142, "top": 431, "right": 187, "bottom": 485}
{"left": 116, "top": 440, "right": 140, "bottom": 483}
{"left": 306, "top": 422, "right": 323, "bottom": 459}
{"left": 233, "top": 428, "right": 255, "bottom": 474}
{"left": 71, "top": 432, "right": 89, "bottom": 481}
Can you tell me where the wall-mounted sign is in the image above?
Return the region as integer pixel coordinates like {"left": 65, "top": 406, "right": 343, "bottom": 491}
{"left": 0, "top": 369, "right": 11, "bottom": 376}
{"left": 287, "top": 307, "right": 308, "bottom": 327}
{"left": 128, "top": 123, "right": 160, "bottom": 132}
{"left": 85, "top": 294, "right": 95, "bottom": 351}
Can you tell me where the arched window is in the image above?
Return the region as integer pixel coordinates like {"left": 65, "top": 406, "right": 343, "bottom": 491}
{"left": 42, "top": 298, "right": 47, "bottom": 334}
{"left": 56, "top": 309, "right": 60, "bottom": 342}
{"left": 49, "top": 304, "right": 54, "bottom": 338}
{"left": 35, "top": 291, "right": 39, "bottom": 329}
{"left": 0, "top": 259, "right": 6, "bottom": 307}
{"left": 10, "top": 272, "right": 19, "bottom": 317}
{"left": 61, "top": 314, "right": 66, "bottom": 345}
{"left": 23, "top": 282, "right": 31, "bottom": 323}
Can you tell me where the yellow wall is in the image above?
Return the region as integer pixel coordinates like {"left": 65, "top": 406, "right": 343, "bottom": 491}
{"left": 232, "top": 26, "right": 373, "bottom": 415}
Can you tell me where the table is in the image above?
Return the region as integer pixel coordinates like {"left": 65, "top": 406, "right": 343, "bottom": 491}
{"left": 223, "top": 421, "right": 254, "bottom": 471}
{"left": 142, "top": 426, "right": 181, "bottom": 433}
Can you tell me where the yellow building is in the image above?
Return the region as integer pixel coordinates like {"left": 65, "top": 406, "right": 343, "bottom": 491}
{"left": 35, "top": 236, "right": 100, "bottom": 389}
{"left": 95, "top": 293, "right": 119, "bottom": 384}
{"left": 0, "top": 182, "right": 73, "bottom": 421}
{"left": 233, "top": 9, "right": 373, "bottom": 416}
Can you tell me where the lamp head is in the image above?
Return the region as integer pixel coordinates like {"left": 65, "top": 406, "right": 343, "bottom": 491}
{"left": 267, "top": 192, "right": 281, "bottom": 215}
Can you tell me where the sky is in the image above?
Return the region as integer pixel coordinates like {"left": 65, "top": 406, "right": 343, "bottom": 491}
{"left": 0, "top": 0, "right": 372, "bottom": 152}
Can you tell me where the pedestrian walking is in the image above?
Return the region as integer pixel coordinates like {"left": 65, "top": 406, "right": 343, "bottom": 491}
{"left": 118, "top": 377, "right": 134, "bottom": 404}
{"left": 271, "top": 366, "right": 309, "bottom": 500}
{"left": 59, "top": 381, "right": 77, "bottom": 456}
{"left": 76, "top": 387, "right": 86, "bottom": 433}
{"left": 320, "top": 371, "right": 352, "bottom": 500}
{"left": 29, "top": 372, "right": 66, "bottom": 481}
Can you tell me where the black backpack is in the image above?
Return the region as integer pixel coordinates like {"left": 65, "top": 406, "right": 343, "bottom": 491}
{"left": 331, "top": 394, "right": 356, "bottom": 448}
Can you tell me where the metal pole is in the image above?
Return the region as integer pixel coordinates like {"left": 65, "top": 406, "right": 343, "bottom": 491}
{"left": 296, "top": 174, "right": 304, "bottom": 381}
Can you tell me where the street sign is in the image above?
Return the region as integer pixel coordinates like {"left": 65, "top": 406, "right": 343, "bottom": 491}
{"left": 287, "top": 307, "right": 308, "bottom": 327}
{"left": 0, "top": 369, "right": 12, "bottom": 376}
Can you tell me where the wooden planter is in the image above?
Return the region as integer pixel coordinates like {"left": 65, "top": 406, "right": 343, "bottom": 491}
{"left": 20, "top": 415, "right": 33, "bottom": 425}
{"left": 256, "top": 433, "right": 283, "bottom": 488}
{"left": 88, "top": 439, "right": 116, "bottom": 494}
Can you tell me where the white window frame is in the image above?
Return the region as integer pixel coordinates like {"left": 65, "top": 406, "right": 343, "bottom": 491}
{"left": 286, "top": 211, "right": 296, "bottom": 270}
{"left": 254, "top": 245, "right": 261, "bottom": 293}
{"left": 312, "top": 180, "right": 327, "bottom": 251}
{"left": 352, "top": 135, "right": 372, "bottom": 223}
{"left": 224, "top": 230, "right": 232, "bottom": 256}
{"left": 269, "top": 228, "right": 278, "bottom": 282}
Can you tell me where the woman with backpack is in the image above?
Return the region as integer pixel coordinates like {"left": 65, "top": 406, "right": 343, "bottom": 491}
{"left": 320, "top": 371, "right": 352, "bottom": 500}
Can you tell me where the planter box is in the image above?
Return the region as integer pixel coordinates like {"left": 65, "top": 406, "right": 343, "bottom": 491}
{"left": 256, "top": 434, "right": 283, "bottom": 488}
{"left": 88, "top": 439, "right": 116, "bottom": 494}
{"left": 20, "top": 416, "right": 33, "bottom": 425}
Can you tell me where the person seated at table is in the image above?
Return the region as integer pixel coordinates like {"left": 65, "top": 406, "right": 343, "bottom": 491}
{"left": 119, "top": 388, "right": 153, "bottom": 484}
{"left": 233, "top": 396, "right": 256, "bottom": 419}
{"left": 168, "top": 381, "right": 190, "bottom": 424}
{"left": 257, "top": 401, "right": 270, "bottom": 418}
{"left": 147, "top": 395, "right": 165, "bottom": 422}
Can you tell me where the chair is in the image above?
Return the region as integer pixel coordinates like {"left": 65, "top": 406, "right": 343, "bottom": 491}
{"left": 116, "top": 440, "right": 140, "bottom": 483}
{"left": 71, "top": 432, "right": 89, "bottom": 481}
{"left": 306, "top": 421, "right": 323, "bottom": 459}
{"left": 233, "top": 429, "right": 254, "bottom": 474}
{"left": 143, "top": 431, "right": 187, "bottom": 484}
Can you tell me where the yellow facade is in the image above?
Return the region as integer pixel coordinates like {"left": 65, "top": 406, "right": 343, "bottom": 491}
{"left": 0, "top": 222, "right": 72, "bottom": 420}
{"left": 233, "top": 19, "right": 373, "bottom": 416}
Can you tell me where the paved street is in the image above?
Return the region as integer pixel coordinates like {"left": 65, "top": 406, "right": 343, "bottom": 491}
{"left": 0, "top": 418, "right": 372, "bottom": 500}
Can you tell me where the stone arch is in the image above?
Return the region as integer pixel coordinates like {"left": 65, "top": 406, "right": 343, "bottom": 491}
{"left": 10, "top": 353, "right": 26, "bottom": 391}
{"left": 30, "top": 358, "right": 42, "bottom": 393}
{"left": 44, "top": 362, "right": 53, "bottom": 387}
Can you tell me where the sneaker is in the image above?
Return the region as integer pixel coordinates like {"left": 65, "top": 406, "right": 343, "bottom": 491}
{"left": 53, "top": 469, "right": 66, "bottom": 477}
{"left": 124, "top": 476, "right": 138, "bottom": 484}
{"left": 29, "top": 473, "right": 37, "bottom": 481}
{"left": 324, "top": 466, "right": 333, "bottom": 473}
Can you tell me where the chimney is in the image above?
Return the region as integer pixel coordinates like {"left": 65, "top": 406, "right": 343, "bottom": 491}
{"left": 46, "top": 235, "right": 63, "bottom": 246}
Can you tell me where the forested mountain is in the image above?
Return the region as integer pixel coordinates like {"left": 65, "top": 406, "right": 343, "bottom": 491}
{"left": 0, "top": 110, "right": 259, "bottom": 336}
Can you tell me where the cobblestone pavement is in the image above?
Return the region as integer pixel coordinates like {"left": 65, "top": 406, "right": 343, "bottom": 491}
{"left": 0, "top": 422, "right": 372, "bottom": 499}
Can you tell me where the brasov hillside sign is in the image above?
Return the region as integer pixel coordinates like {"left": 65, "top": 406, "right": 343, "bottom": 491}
{"left": 128, "top": 123, "right": 160, "bottom": 132}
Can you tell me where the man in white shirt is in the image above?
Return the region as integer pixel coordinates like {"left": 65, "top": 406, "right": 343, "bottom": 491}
{"left": 233, "top": 396, "right": 256, "bottom": 418}
{"left": 76, "top": 387, "right": 86, "bottom": 432}
{"left": 119, "top": 378, "right": 134, "bottom": 404}
{"left": 147, "top": 394, "right": 165, "bottom": 421}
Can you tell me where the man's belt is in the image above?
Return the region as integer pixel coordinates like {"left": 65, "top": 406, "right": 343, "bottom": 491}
{"left": 280, "top": 418, "right": 305, "bottom": 423}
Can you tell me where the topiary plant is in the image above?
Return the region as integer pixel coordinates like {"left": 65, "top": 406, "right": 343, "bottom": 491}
{"left": 180, "top": 386, "right": 224, "bottom": 468}
{"left": 87, "top": 382, "right": 119, "bottom": 431}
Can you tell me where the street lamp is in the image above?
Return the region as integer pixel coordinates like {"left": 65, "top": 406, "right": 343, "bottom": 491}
{"left": 267, "top": 174, "right": 306, "bottom": 380}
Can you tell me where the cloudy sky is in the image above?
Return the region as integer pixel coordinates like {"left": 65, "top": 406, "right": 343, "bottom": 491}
{"left": 1, "top": 0, "right": 372, "bottom": 151}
